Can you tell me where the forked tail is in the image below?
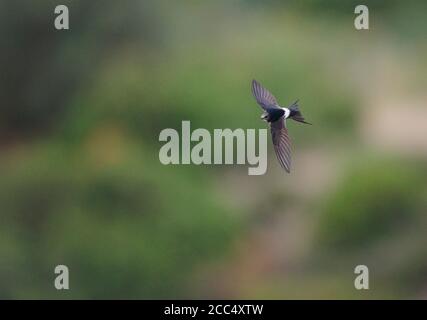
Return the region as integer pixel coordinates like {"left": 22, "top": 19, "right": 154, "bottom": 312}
{"left": 289, "top": 100, "right": 312, "bottom": 125}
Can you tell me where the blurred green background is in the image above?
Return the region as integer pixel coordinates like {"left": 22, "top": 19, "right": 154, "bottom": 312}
{"left": 1, "top": 0, "right": 426, "bottom": 299}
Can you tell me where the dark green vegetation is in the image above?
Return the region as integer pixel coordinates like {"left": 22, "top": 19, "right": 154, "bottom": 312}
{"left": 0, "top": 0, "right": 426, "bottom": 298}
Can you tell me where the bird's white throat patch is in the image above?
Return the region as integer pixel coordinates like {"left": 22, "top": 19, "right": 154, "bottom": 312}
{"left": 159, "top": 121, "right": 268, "bottom": 175}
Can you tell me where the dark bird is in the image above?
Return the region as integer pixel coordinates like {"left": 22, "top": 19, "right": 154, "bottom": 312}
{"left": 251, "top": 79, "right": 311, "bottom": 173}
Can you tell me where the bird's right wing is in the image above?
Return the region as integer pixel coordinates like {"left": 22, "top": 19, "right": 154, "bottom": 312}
{"left": 252, "top": 79, "right": 280, "bottom": 110}
{"left": 270, "top": 117, "right": 291, "bottom": 173}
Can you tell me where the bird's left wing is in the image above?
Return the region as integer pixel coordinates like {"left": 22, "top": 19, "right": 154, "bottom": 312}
{"left": 270, "top": 117, "right": 291, "bottom": 173}
{"left": 252, "top": 79, "right": 280, "bottom": 110}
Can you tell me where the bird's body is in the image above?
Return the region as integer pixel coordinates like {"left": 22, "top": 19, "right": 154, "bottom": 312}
{"left": 251, "top": 79, "right": 311, "bottom": 173}
{"left": 261, "top": 107, "right": 286, "bottom": 122}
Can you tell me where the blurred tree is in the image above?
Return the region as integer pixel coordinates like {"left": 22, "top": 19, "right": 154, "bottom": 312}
{"left": 0, "top": 0, "right": 160, "bottom": 140}
{"left": 317, "top": 159, "right": 426, "bottom": 250}
{"left": 0, "top": 144, "right": 238, "bottom": 298}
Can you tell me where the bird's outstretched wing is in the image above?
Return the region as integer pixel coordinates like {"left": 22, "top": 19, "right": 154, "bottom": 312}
{"left": 270, "top": 117, "right": 291, "bottom": 172}
{"left": 251, "top": 79, "right": 280, "bottom": 110}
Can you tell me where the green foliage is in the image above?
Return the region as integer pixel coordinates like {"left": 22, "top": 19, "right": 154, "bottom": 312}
{"left": 0, "top": 144, "right": 238, "bottom": 298}
{"left": 1, "top": 0, "right": 426, "bottom": 299}
{"left": 317, "top": 159, "right": 426, "bottom": 249}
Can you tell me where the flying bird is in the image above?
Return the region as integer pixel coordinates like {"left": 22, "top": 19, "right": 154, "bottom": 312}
{"left": 251, "top": 79, "right": 311, "bottom": 173}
